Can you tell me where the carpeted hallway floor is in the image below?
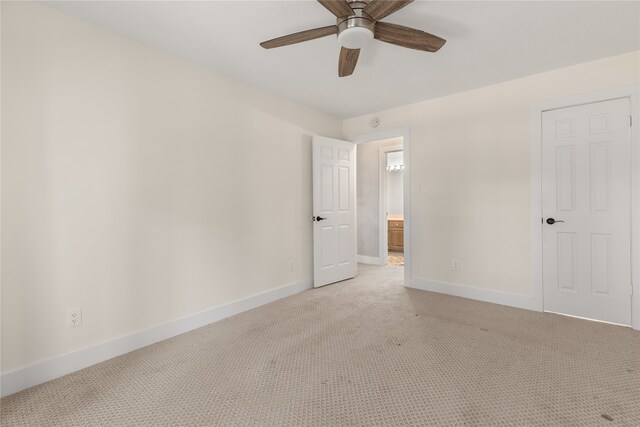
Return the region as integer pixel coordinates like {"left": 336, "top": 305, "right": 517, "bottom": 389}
{"left": 2, "top": 264, "right": 639, "bottom": 426}
{"left": 388, "top": 251, "right": 404, "bottom": 267}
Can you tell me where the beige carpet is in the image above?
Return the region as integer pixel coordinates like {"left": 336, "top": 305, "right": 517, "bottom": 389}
{"left": 2, "top": 264, "right": 639, "bottom": 426}
{"left": 388, "top": 252, "right": 404, "bottom": 266}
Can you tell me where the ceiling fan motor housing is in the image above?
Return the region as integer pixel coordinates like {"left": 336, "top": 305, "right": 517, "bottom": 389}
{"left": 337, "top": 1, "right": 375, "bottom": 49}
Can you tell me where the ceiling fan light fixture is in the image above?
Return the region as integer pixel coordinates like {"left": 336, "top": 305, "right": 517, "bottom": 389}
{"left": 338, "top": 26, "right": 374, "bottom": 49}
{"left": 336, "top": 3, "right": 374, "bottom": 50}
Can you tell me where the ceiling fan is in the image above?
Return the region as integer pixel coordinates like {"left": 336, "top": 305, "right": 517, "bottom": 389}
{"left": 260, "top": 0, "right": 446, "bottom": 77}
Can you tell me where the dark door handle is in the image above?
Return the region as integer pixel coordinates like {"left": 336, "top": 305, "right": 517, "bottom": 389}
{"left": 546, "top": 218, "right": 565, "bottom": 225}
{"left": 313, "top": 216, "right": 326, "bottom": 222}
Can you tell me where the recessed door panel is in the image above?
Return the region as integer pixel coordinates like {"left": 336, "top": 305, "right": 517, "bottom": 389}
{"left": 557, "top": 233, "right": 577, "bottom": 291}
{"left": 591, "top": 234, "right": 612, "bottom": 295}
{"left": 338, "top": 149, "right": 350, "bottom": 161}
{"left": 320, "top": 147, "right": 333, "bottom": 160}
{"left": 589, "top": 114, "right": 610, "bottom": 135}
{"left": 320, "top": 225, "right": 335, "bottom": 268}
{"left": 556, "top": 119, "right": 576, "bottom": 138}
{"left": 590, "top": 142, "right": 612, "bottom": 213}
{"left": 338, "top": 225, "right": 352, "bottom": 265}
{"left": 320, "top": 164, "right": 333, "bottom": 213}
{"left": 556, "top": 146, "right": 576, "bottom": 212}
{"left": 338, "top": 166, "right": 350, "bottom": 212}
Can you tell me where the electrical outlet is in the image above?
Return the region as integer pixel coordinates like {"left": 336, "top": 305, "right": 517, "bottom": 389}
{"left": 66, "top": 307, "right": 82, "bottom": 328}
{"left": 288, "top": 259, "right": 295, "bottom": 272}
{"left": 451, "top": 259, "right": 460, "bottom": 271}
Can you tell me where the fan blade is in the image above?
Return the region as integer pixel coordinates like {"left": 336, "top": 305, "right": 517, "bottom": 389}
{"left": 364, "top": 0, "right": 413, "bottom": 21}
{"left": 338, "top": 47, "right": 360, "bottom": 77}
{"left": 374, "top": 22, "right": 446, "bottom": 52}
{"left": 260, "top": 26, "right": 338, "bottom": 49}
{"left": 318, "top": 0, "right": 353, "bottom": 18}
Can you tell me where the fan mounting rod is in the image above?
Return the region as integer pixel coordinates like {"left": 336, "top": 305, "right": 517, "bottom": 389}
{"left": 336, "top": 2, "right": 374, "bottom": 49}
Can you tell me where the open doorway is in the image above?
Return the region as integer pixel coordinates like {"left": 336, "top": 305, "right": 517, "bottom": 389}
{"left": 384, "top": 149, "right": 404, "bottom": 266}
{"left": 355, "top": 136, "right": 405, "bottom": 269}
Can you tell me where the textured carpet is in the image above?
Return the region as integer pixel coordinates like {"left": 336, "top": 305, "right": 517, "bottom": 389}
{"left": 2, "top": 264, "right": 639, "bottom": 426}
{"left": 388, "top": 252, "right": 404, "bottom": 267}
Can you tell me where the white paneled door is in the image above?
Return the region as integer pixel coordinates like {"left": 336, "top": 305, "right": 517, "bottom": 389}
{"left": 312, "top": 136, "right": 357, "bottom": 288}
{"left": 542, "top": 98, "right": 632, "bottom": 325}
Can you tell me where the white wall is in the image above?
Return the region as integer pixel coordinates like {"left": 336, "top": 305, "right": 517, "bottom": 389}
{"left": 386, "top": 170, "right": 403, "bottom": 216}
{"left": 386, "top": 151, "right": 404, "bottom": 216}
{"left": 356, "top": 137, "right": 402, "bottom": 258}
{"left": 1, "top": 2, "right": 341, "bottom": 374}
{"left": 386, "top": 151, "right": 403, "bottom": 169}
{"left": 344, "top": 51, "right": 640, "bottom": 297}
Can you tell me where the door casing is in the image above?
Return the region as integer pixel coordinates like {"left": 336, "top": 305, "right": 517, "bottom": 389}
{"left": 530, "top": 85, "right": 640, "bottom": 330}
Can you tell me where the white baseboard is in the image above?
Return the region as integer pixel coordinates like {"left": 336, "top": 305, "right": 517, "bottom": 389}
{"left": 357, "top": 254, "right": 385, "bottom": 265}
{"left": 1, "top": 277, "right": 313, "bottom": 398}
{"left": 406, "top": 277, "right": 542, "bottom": 312}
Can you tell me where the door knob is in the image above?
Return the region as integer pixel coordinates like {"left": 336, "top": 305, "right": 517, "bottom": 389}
{"left": 313, "top": 216, "right": 326, "bottom": 222}
{"left": 546, "top": 218, "right": 565, "bottom": 225}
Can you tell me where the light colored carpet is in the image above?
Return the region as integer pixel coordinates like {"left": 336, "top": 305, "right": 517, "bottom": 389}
{"left": 388, "top": 252, "right": 404, "bottom": 266}
{"left": 2, "top": 264, "right": 639, "bottom": 426}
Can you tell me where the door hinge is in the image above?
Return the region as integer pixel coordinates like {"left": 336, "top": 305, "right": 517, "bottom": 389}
{"left": 630, "top": 115, "right": 633, "bottom": 127}
{"left": 631, "top": 285, "right": 634, "bottom": 296}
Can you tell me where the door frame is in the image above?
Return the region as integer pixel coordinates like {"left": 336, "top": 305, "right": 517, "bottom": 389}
{"left": 530, "top": 85, "right": 640, "bottom": 330}
{"left": 352, "top": 127, "right": 411, "bottom": 285}
{"left": 379, "top": 144, "right": 404, "bottom": 264}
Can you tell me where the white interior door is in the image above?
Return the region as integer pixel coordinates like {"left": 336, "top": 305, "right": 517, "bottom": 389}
{"left": 312, "top": 136, "right": 357, "bottom": 288}
{"left": 542, "top": 98, "right": 632, "bottom": 325}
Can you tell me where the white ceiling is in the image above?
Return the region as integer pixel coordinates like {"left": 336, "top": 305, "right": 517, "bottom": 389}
{"left": 44, "top": 1, "right": 640, "bottom": 119}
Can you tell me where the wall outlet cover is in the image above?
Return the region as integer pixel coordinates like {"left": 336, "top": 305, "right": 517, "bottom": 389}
{"left": 66, "top": 307, "right": 82, "bottom": 328}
